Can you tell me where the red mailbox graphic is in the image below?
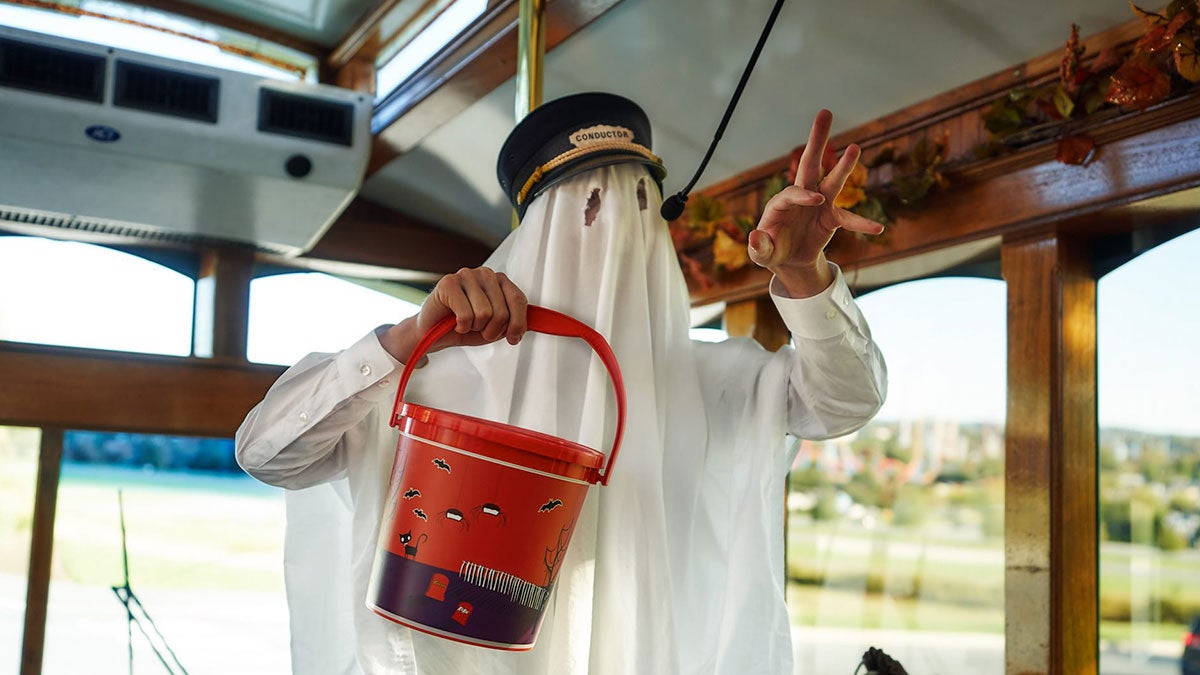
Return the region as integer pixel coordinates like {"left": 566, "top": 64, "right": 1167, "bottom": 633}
{"left": 425, "top": 573, "right": 449, "bottom": 602}
{"left": 451, "top": 602, "right": 473, "bottom": 626}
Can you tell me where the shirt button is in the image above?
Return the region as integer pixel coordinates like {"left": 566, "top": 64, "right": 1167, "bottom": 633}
{"left": 298, "top": 411, "right": 309, "bottom": 422}
{"left": 825, "top": 309, "right": 837, "bottom": 320}
{"left": 360, "top": 364, "right": 372, "bottom": 376}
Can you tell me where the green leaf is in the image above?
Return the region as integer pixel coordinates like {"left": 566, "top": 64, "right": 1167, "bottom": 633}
{"left": 760, "top": 174, "right": 787, "bottom": 207}
{"left": 983, "top": 99, "right": 1025, "bottom": 137}
{"left": 911, "top": 137, "right": 944, "bottom": 169}
{"left": 1130, "top": 1, "right": 1165, "bottom": 22}
{"left": 1053, "top": 84, "right": 1076, "bottom": 118}
{"left": 864, "top": 147, "right": 895, "bottom": 169}
{"left": 1083, "top": 88, "right": 1108, "bottom": 115}
{"left": 1175, "top": 32, "right": 1200, "bottom": 82}
{"left": 850, "top": 196, "right": 889, "bottom": 226}
{"left": 893, "top": 172, "right": 936, "bottom": 205}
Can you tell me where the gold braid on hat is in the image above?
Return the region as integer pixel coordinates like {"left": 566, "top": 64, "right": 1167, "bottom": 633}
{"left": 516, "top": 141, "right": 662, "bottom": 206}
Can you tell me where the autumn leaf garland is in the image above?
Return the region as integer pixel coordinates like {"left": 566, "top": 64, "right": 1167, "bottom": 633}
{"left": 670, "top": 1, "right": 1200, "bottom": 290}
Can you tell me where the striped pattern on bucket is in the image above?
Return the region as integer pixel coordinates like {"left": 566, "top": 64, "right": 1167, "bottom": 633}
{"left": 459, "top": 561, "right": 549, "bottom": 610}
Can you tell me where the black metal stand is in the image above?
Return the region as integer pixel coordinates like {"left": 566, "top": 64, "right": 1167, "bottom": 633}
{"left": 111, "top": 490, "right": 189, "bottom": 675}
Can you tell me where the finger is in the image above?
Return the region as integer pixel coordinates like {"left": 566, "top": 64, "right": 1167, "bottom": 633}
{"left": 836, "top": 209, "right": 886, "bottom": 236}
{"left": 456, "top": 269, "right": 495, "bottom": 334}
{"left": 747, "top": 229, "right": 777, "bottom": 268}
{"left": 435, "top": 274, "right": 474, "bottom": 335}
{"left": 498, "top": 274, "right": 528, "bottom": 344}
{"left": 796, "top": 109, "right": 833, "bottom": 189}
{"left": 820, "top": 143, "right": 861, "bottom": 201}
{"left": 476, "top": 269, "right": 511, "bottom": 342}
{"left": 767, "top": 186, "right": 826, "bottom": 212}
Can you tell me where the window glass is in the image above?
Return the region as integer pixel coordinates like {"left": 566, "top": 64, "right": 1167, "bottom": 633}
{"left": 0, "top": 1, "right": 312, "bottom": 80}
{"left": 1097, "top": 228, "right": 1200, "bottom": 675}
{"left": 247, "top": 272, "right": 422, "bottom": 366}
{"left": 39, "top": 431, "right": 289, "bottom": 673}
{"left": 0, "top": 238, "right": 194, "bottom": 356}
{"left": 374, "top": 0, "right": 487, "bottom": 102}
{"left": 787, "top": 277, "right": 1005, "bottom": 673}
{"left": 0, "top": 426, "right": 40, "bottom": 672}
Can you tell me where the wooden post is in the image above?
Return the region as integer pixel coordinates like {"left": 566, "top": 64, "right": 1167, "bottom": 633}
{"left": 192, "top": 246, "right": 255, "bottom": 360}
{"left": 1002, "top": 233, "right": 1098, "bottom": 675}
{"left": 19, "top": 427, "right": 64, "bottom": 675}
{"left": 723, "top": 296, "right": 790, "bottom": 352}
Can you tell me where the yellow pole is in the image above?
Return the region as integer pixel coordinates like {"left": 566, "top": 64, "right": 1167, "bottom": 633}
{"left": 513, "top": 0, "right": 546, "bottom": 228}
{"left": 515, "top": 0, "right": 546, "bottom": 120}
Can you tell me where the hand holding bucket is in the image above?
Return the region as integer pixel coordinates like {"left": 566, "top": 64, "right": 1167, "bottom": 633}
{"left": 369, "top": 305, "right": 625, "bottom": 649}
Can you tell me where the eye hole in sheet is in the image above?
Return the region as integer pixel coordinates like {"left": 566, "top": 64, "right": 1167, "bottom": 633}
{"left": 584, "top": 187, "right": 602, "bottom": 227}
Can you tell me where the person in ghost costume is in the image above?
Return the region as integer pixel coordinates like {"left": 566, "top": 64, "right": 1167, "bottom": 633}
{"left": 236, "top": 92, "right": 886, "bottom": 675}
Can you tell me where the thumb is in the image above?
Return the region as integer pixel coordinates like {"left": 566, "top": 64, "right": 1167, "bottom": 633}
{"left": 747, "top": 229, "right": 777, "bottom": 268}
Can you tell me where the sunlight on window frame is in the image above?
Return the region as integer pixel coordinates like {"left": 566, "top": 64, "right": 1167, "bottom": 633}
{"left": 374, "top": 0, "right": 488, "bottom": 102}
{"left": 0, "top": 1, "right": 314, "bottom": 81}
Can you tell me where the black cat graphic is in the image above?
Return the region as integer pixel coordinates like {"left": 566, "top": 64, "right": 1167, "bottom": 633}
{"left": 398, "top": 530, "right": 428, "bottom": 559}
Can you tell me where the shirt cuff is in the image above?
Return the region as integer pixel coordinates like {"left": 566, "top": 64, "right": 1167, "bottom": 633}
{"left": 769, "top": 262, "right": 858, "bottom": 340}
{"left": 334, "top": 326, "right": 404, "bottom": 403}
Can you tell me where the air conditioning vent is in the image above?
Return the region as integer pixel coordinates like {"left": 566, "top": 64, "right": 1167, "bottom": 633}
{"left": 0, "top": 207, "right": 292, "bottom": 254}
{"left": 0, "top": 37, "right": 105, "bottom": 102}
{"left": 114, "top": 60, "right": 219, "bottom": 123}
{"left": 258, "top": 88, "right": 354, "bottom": 146}
{"left": 1, "top": 25, "right": 369, "bottom": 256}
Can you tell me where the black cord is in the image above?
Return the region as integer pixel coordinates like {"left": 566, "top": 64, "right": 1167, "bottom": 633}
{"left": 660, "top": 0, "right": 788, "bottom": 221}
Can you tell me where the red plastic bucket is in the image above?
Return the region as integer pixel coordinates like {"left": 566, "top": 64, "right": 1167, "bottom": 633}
{"left": 367, "top": 306, "right": 625, "bottom": 650}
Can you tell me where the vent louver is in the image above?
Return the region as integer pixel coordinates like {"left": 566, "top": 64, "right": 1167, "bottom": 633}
{"left": 0, "top": 37, "right": 105, "bottom": 102}
{"left": 114, "top": 60, "right": 219, "bottom": 123}
{"left": 0, "top": 207, "right": 293, "bottom": 255}
{"left": 258, "top": 89, "right": 354, "bottom": 146}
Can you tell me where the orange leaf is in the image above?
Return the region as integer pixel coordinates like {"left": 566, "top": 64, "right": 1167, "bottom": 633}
{"left": 1106, "top": 57, "right": 1172, "bottom": 109}
{"left": 1061, "top": 24, "right": 1086, "bottom": 92}
{"left": 712, "top": 229, "right": 748, "bottom": 271}
{"left": 1056, "top": 134, "right": 1096, "bottom": 165}
{"left": 1138, "top": 9, "right": 1194, "bottom": 52}
{"left": 834, "top": 163, "right": 869, "bottom": 209}
{"left": 1176, "top": 33, "right": 1200, "bottom": 82}
{"left": 1090, "top": 47, "right": 1123, "bottom": 74}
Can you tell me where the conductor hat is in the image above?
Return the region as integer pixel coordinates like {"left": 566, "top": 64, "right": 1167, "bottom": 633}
{"left": 497, "top": 92, "right": 666, "bottom": 218}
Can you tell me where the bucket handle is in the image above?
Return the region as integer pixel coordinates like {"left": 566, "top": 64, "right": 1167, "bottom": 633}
{"left": 390, "top": 306, "right": 625, "bottom": 487}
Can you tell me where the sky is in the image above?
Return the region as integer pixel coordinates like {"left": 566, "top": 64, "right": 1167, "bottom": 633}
{"left": 1, "top": 230, "right": 1198, "bottom": 436}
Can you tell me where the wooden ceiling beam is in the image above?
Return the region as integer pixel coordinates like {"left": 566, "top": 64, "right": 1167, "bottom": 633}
{"left": 303, "top": 197, "right": 493, "bottom": 274}
{"left": 682, "top": 14, "right": 1200, "bottom": 304}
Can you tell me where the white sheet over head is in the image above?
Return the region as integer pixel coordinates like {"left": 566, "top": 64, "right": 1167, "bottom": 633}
{"left": 397, "top": 162, "right": 709, "bottom": 674}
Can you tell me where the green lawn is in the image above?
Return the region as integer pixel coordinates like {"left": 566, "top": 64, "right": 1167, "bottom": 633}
{"left": 1, "top": 438, "right": 287, "bottom": 593}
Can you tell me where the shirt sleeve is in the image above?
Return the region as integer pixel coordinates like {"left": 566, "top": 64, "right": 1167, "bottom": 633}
{"left": 234, "top": 326, "right": 403, "bottom": 489}
{"left": 769, "top": 262, "right": 888, "bottom": 440}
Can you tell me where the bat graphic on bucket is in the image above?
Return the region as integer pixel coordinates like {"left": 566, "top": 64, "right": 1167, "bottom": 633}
{"left": 367, "top": 306, "right": 625, "bottom": 650}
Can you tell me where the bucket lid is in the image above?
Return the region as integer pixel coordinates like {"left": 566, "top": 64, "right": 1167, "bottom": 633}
{"left": 397, "top": 402, "right": 606, "bottom": 471}
{"left": 392, "top": 306, "right": 625, "bottom": 486}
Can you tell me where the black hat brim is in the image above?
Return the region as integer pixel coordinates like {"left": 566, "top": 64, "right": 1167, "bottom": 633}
{"left": 518, "top": 154, "right": 666, "bottom": 219}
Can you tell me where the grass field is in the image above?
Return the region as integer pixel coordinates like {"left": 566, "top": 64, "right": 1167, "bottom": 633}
{"left": 3, "top": 425, "right": 1193, "bottom": 666}
{"left": 1, "top": 427, "right": 286, "bottom": 593}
